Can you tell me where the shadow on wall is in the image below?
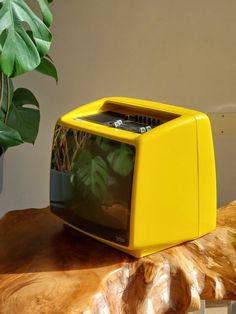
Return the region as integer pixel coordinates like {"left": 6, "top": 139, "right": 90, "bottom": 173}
{"left": 207, "top": 108, "right": 236, "bottom": 207}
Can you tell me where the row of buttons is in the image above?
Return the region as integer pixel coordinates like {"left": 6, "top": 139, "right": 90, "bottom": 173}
{"left": 125, "top": 115, "right": 161, "bottom": 126}
{"left": 113, "top": 120, "right": 152, "bottom": 133}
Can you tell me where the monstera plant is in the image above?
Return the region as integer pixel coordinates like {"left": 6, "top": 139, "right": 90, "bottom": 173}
{"left": 0, "top": 0, "right": 57, "bottom": 154}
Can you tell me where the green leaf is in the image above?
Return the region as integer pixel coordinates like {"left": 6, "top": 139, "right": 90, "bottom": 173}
{"left": 72, "top": 150, "right": 109, "bottom": 202}
{"left": 37, "top": 0, "right": 53, "bottom": 27}
{"left": 71, "top": 150, "right": 91, "bottom": 173}
{"left": 6, "top": 88, "right": 40, "bottom": 144}
{"left": 45, "top": 54, "right": 53, "bottom": 62}
{"left": 36, "top": 56, "right": 58, "bottom": 82}
{"left": 95, "top": 136, "right": 114, "bottom": 152}
{"left": 0, "top": 29, "right": 7, "bottom": 53}
{"left": 12, "top": 88, "right": 39, "bottom": 108}
{"left": 0, "top": 110, "right": 4, "bottom": 120}
{"left": 107, "top": 143, "right": 134, "bottom": 176}
{"left": 0, "top": 120, "right": 23, "bottom": 148}
{"left": 0, "top": 0, "right": 52, "bottom": 77}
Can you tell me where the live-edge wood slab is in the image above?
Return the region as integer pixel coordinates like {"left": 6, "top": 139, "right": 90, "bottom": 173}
{"left": 0, "top": 202, "right": 235, "bottom": 314}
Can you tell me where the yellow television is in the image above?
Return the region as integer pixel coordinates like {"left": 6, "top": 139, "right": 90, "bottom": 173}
{"left": 50, "top": 97, "right": 216, "bottom": 257}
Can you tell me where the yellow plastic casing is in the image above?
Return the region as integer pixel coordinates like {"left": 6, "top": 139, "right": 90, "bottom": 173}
{"left": 53, "top": 97, "right": 217, "bottom": 257}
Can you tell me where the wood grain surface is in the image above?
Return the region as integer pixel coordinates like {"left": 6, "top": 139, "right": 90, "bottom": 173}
{"left": 0, "top": 202, "right": 235, "bottom": 314}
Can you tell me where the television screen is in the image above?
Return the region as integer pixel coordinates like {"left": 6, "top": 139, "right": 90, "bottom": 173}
{"left": 50, "top": 125, "right": 135, "bottom": 246}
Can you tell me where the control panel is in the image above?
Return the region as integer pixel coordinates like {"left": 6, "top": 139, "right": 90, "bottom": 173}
{"left": 74, "top": 111, "right": 169, "bottom": 134}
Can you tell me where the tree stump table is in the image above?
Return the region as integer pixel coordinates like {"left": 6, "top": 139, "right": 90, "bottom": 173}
{"left": 0, "top": 202, "right": 235, "bottom": 314}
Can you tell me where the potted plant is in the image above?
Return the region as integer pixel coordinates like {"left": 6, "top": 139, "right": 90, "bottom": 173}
{"left": 0, "top": 0, "right": 57, "bottom": 149}
{"left": 0, "top": 0, "right": 57, "bottom": 191}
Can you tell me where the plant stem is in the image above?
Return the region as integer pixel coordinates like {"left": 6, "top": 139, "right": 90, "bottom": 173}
{"left": 71, "top": 130, "right": 79, "bottom": 167}
{"left": 4, "top": 76, "right": 10, "bottom": 123}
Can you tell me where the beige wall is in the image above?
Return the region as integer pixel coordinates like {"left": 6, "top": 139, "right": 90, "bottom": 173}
{"left": 1, "top": 0, "right": 236, "bottom": 215}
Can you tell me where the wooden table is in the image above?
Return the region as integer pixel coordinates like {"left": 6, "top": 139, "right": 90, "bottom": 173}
{"left": 0, "top": 202, "right": 235, "bottom": 314}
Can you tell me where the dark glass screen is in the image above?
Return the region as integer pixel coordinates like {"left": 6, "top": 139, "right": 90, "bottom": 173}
{"left": 50, "top": 125, "right": 135, "bottom": 246}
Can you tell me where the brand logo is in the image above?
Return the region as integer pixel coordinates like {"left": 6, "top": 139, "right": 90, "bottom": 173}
{"left": 115, "top": 235, "right": 125, "bottom": 243}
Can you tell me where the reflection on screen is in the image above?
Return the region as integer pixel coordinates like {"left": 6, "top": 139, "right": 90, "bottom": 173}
{"left": 50, "top": 125, "right": 135, "bottom": 246}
